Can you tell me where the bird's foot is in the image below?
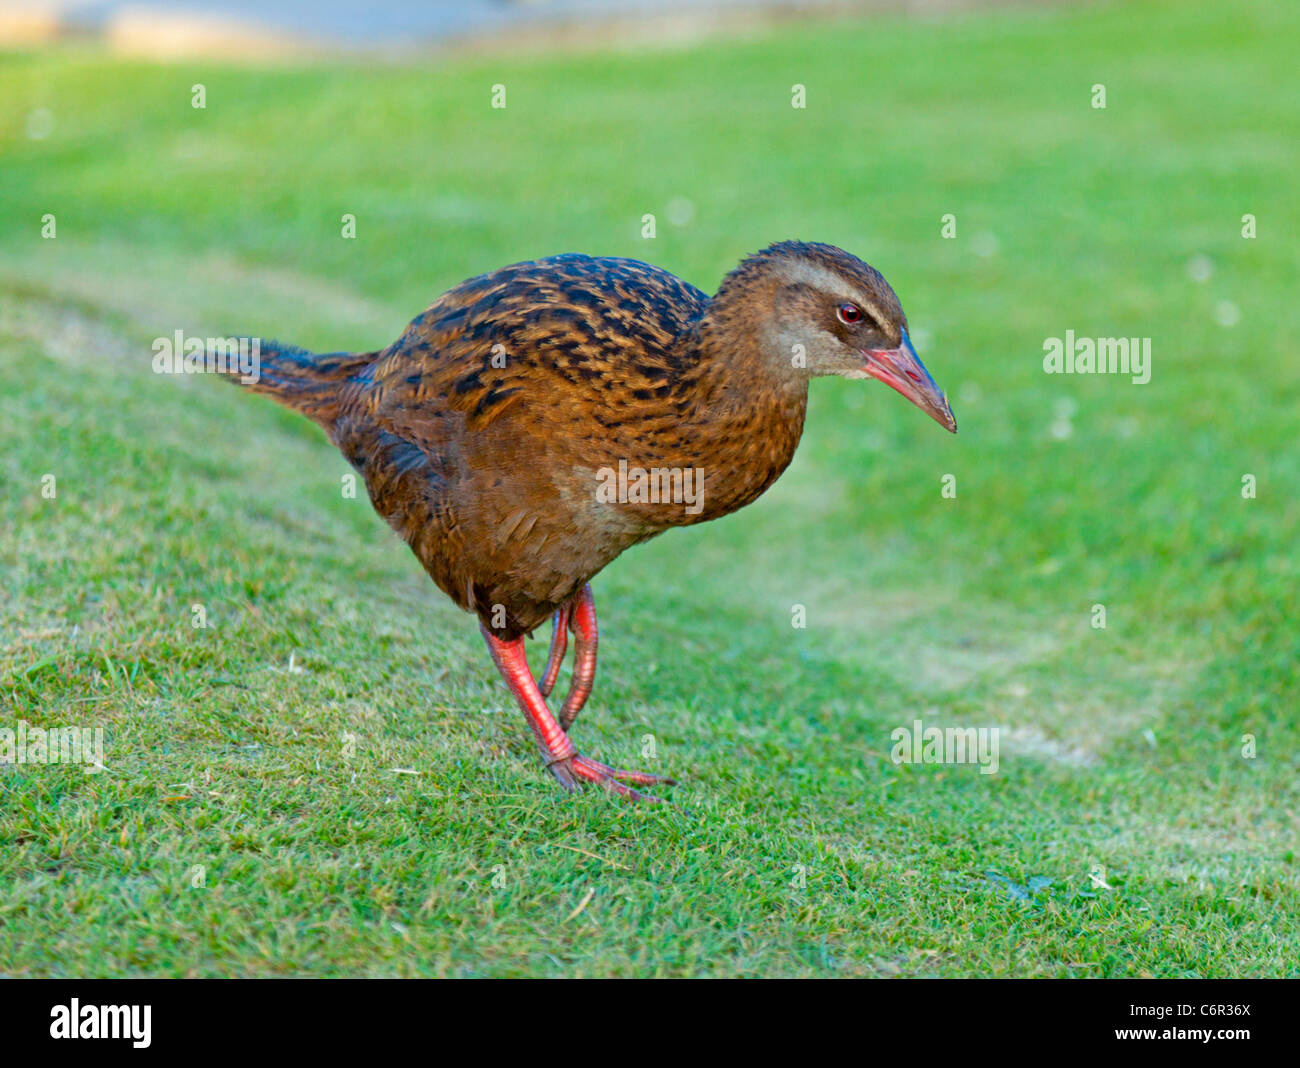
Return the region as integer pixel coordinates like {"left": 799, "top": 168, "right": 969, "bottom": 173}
{"left": 482, "top": 614, "right": 674, "bottom": 803}
{"left": 547, "top": 753, "right": 677, "bottom": 804}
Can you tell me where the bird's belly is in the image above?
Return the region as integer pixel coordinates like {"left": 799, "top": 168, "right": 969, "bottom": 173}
{"left": 442, "top": 464, "right": 647, "bottom": 635}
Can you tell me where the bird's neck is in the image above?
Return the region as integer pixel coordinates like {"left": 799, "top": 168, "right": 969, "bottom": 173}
{"left": 667, "top": 303, "right": 810, "bottom": 523}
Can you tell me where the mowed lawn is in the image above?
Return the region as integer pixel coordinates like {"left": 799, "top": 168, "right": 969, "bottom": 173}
{"left": 1, "top": 0, "right": 1297, "bottom": 977}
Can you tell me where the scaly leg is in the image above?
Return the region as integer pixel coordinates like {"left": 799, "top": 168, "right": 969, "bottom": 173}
{"left": 559, "top": 584, "right": 598, "bottom": 731}
{"left": 480, "top": 621, "right": 675, "bottom": 802}
{"left": 537, "top": 604, "right": 570, "bottom": 698}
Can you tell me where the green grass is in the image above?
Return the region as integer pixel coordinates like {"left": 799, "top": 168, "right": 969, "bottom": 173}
{"left": 1, "top": 0, "right": 1298, "bottom": 976}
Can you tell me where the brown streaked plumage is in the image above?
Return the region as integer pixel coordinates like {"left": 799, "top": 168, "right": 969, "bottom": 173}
{"left": 221, "top": 241, "right": 956, "bottom": 800}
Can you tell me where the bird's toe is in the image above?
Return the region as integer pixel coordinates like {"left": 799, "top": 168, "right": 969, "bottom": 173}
{"left": 569, "top": 753, "right": 677, "bottom": 803}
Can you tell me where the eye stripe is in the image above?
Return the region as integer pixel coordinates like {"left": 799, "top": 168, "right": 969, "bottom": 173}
{"left": 773, "top": 257, "right": 896, "bottom": 336}
{"left": 859, "top": 302, "right": 887, "bottom": 331}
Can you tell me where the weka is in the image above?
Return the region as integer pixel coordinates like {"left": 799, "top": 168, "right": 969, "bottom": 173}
{"left": 222, "top": 241, "right": 955, "bottom": 801}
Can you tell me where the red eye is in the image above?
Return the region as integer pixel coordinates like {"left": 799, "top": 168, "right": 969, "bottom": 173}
{"left": 837, "top": 303, "right": 862, "bottom": 325}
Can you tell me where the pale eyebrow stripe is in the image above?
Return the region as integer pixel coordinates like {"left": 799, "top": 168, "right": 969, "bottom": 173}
{"left": 772, "top": 258, "right": 887, "bottom": 329}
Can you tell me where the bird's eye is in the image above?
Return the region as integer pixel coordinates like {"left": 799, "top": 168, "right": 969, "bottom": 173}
{"left": 837, "top": 303, "right": 863, "bottom": 325}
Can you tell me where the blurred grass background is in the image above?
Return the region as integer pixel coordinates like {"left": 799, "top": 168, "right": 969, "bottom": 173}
{"left": 0, "top": 0, "right": 1297, "bottom": 976}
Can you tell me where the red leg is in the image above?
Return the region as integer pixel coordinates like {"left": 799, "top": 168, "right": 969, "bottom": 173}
{"left": 559, "top": 584, "right": 597, "bottom": 731}
{"left": 479, "top": 621, "right": 675, "bottom": 802}
{"left": 537, "top": 604, "right": 570, "bottom": 698}
{"left": 481, "top": 623, "right": 576, "bottom": 785}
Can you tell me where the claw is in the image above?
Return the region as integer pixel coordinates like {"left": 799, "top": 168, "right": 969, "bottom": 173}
{"left": 565, "top": 754, "right": 675, "bottom": 804}
{"left": 545, "top": 754, "right": 580, "bottom": 793}
{"left": 575, "top": 754, "right": 677, "bottom": 788}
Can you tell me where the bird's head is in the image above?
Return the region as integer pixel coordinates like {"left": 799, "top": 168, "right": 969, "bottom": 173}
{"left": 712, "top": 240, "right": 956, "bottom": 433}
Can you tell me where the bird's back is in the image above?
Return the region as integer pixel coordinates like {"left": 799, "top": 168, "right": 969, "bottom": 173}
{"left": 364, "top": 253, "right": 707, "bottom": 416}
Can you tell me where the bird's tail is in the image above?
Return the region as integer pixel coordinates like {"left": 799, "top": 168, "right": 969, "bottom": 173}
{"left": 214, "top": 337, "right": 374, "bottom": 431}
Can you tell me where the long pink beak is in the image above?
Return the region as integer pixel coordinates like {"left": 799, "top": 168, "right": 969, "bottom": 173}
{"left": 863, "top": 329, "right": 957, "bottom": 433}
